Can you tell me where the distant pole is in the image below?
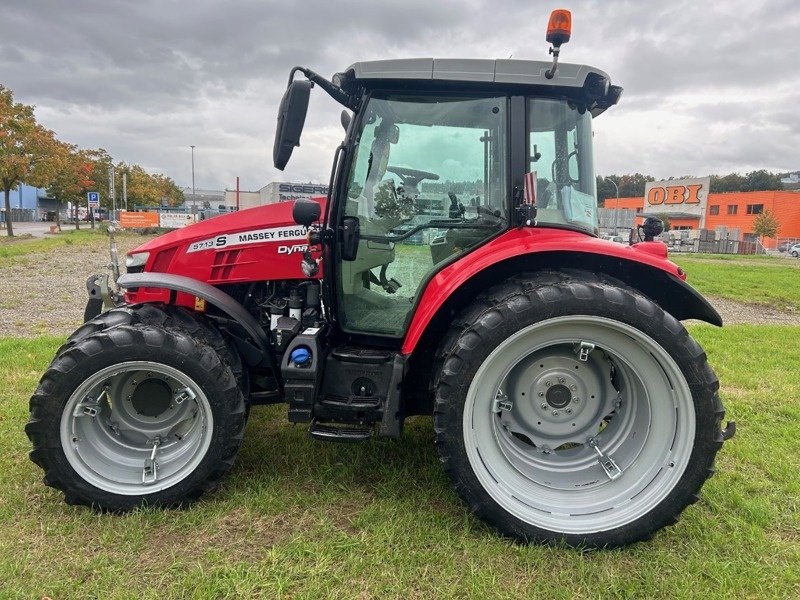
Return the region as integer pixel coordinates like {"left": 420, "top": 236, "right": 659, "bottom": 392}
{"left": 122, "top": 172, "right": 128, "bottom": 211}
{"left": 236, "top": 176, "right": 240, "bottom": 211}
{"left": 190, "top": 145, "right": 196, "bottom": 215}
{"left": 609, "top": 179, "right": 620, "bottom": 235}
{"left": 109, "top": 165, "right": 116, "bottom": 222}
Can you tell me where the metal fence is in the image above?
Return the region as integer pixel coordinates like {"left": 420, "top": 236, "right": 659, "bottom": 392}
{"left": 669, "top": 239, "right": 761, "bottom": 254}
{"left": 0, "top": 208, "right": 37, "bottom": 223}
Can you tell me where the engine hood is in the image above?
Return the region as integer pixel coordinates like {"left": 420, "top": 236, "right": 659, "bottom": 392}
{"left": 128, "top": 198, "right": 325, "bottom": 283}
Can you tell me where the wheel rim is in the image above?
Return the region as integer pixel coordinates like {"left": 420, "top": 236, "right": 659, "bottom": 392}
{"left": 60, "top": 361, "right": 214, "bottom": 495}
{"left": 463, "top": 316, "right": 695, "bottom": 535}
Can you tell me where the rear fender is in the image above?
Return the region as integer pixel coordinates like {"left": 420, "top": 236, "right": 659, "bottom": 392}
{"left": 116, "top": 273, "right": 271, "bottom": 368}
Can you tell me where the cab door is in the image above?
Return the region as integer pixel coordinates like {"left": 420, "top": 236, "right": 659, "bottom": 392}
{"left": 334, "top": 93, "right": 510, "bottom": 338}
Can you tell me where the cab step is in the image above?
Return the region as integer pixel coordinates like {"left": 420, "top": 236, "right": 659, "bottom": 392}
{"left": 309, "top": 421, "right": 372, "bottom": 443}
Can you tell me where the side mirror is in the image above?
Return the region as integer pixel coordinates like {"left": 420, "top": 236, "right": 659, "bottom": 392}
{"left": 292, "top": 199, "right": 321, "bottom": 227}
{"left": 273, "top": 80, "right": 312, "bottom": 170}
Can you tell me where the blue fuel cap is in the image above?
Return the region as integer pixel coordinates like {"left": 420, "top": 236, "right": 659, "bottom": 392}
{"left": 291, "top": 346, "right": 312, "bottom": 367}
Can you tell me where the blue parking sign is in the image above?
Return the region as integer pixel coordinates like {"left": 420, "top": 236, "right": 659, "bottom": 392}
{"left": 87, "top": 192, "right": 100, "bottom": 206}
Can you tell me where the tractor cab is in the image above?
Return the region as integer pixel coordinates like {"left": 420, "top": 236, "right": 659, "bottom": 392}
{"left": 276, "top": 55, "right": 622, "bottom": 340}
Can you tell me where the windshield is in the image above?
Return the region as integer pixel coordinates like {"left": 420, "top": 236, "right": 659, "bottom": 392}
{"left": 338, "top": 94, "right": 508, "bottom": 336}
{"left": 528, "top": 98, "right": 597, "bottom": 233}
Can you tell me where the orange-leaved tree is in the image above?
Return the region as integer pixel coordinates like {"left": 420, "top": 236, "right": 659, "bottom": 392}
{"left": 47, "top": 142, "right": 96, "bottom": 231}
{"left": 0, "top": 86, "right": 60, "bottom": 236}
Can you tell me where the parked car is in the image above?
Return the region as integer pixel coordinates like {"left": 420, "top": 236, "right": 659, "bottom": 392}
{"left": 789, "top": 244, "right": 800, "bottom": 257}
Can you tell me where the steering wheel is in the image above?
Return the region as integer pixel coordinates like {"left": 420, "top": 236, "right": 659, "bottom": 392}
{"left": 386, "top": 166, "right": 440, "bottom": 192}
{"left": 551, "top": 152, "right": 581, "bottom": 187}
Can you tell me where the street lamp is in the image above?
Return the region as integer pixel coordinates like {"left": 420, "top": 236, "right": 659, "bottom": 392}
{"left": 608, "top": 178, "right": 620, "bottom": 235}
{"left": 190, "top": 145, "right": 196, "bottom": 215}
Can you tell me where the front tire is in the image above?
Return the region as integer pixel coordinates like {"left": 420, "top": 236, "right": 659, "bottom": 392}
{"left": 433, "top": 271, "right": 726, "bottom": 548}
{"left": 26, "top": 324, "right": 246, "bottom": 510}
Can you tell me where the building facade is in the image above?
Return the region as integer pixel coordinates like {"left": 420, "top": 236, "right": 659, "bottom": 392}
{"left": 222, "top": 182, "right": 329, "bottom": 211}
{"left": 606, "top": 178, "right": 800, "bottom": 249}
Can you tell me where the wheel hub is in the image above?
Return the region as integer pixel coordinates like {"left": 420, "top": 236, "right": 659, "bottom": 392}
{"left": 130, "top": 379, "right": 172, "bottom": 417}
{"left": 497, "top": 347, "right": 618, "bottom": 449}
{"left": 545, "top": 384, "right": 571, "bottom": 409}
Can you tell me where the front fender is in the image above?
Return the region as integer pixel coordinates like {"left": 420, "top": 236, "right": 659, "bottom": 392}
{"left": 116, "top": 273, "right": 269, "bottom": 355}
{"left": 401, "top": 228, "right": 722, "bottom": 355}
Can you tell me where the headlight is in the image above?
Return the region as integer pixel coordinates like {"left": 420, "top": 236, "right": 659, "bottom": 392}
{"left": 125, "top": 252, "right": 150, "bottom": 269}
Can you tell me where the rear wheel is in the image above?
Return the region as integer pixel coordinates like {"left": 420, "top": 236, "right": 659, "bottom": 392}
{"left": 26, "top": 324, "right": 246, "bottom": 510}
{"left": 433, "top": 271, "right": 726, "bottom": 547}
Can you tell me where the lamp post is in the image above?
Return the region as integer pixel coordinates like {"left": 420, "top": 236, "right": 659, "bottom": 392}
{"left": 609, "top": 178, "right": 620, "bottom": 235}
{"left": 190, "top": 145, "right": 196, "bottom": 215}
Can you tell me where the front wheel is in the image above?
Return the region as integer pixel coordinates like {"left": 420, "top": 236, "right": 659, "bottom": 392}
{"left": 26, "top": 324, "right": 246, "bottom": 510}
{"left": 433, "top": 271, "right": 727, "bottom": 548}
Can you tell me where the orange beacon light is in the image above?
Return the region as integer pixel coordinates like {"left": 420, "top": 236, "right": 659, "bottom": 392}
{"left": 546, "top": 9, "right": 572, "bottom": 47}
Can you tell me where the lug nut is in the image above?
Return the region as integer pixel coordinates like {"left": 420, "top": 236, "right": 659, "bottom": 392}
{"left": 538, "top": 391, "right": 545, "bottom": 397}
{"left": 573, "top": 397, "right": 580, "bottom": 403}
{"left": 540, "top": 403, "right": 548, "bottom": 409}
{"left": 570, "top": 384, "right": 577, "bottom": 391}
{"left": 545, "top": 380, "right": 552, "bottom": 387}
{"left": 552, "top": 410, "right": 559, "bottom": 416}
{"left": 558, "top": 377, "right": 565, "bottom": 384}
{"left": 566, "top": 408, "right": 573, "bottom": 414}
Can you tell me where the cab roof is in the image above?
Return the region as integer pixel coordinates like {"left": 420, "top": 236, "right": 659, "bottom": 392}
{"left": 347, "top": 58, "right": 605, "bottom": 88}
{"left": 341, "top": 58, "right": 622, "bottom": 115}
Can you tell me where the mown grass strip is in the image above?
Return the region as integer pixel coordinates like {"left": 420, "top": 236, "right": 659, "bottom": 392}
{"left": 1, "top": 326, "right": 798, "bottom": 598}
{"left": 675, "top": 257, "right": 800, "bottom": 311}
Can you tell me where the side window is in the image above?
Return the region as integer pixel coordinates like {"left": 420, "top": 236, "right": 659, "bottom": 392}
{"left": 528, "top": 98, "right": 597, "bottom": 232}
{"left": 339, "top": 95, "right": 508, "bottom": 336}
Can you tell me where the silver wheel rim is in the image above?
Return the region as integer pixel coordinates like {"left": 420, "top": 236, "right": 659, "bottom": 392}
{"left": 60, "top": 361, "right": 214, "bottom": 495}
{"left": 463, "top": 316, "right": 695, "bottom": 535}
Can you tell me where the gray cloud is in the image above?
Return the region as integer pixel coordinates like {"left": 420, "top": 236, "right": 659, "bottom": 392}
{"left": 2, "top": 0, "right": 798, "bottom": 190}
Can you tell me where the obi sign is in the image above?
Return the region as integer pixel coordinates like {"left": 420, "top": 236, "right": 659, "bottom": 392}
{"left": 643, "top": 177, "right": 710, "bottom": 227}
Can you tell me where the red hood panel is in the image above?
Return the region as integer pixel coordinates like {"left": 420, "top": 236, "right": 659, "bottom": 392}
{"left": 130, "top": 198, "right": 325, "bottom": 283}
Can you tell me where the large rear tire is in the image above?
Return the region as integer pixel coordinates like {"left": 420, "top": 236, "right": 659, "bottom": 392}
{"left": 433, "top": 270, "right": 726, "bottom": 548}
{"left": 26, "top": 324, "right": 247, "bottom": 510}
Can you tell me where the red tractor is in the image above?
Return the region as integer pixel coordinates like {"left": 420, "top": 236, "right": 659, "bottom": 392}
{"left": 27, "top": 11, "right": 734, "bottom": 548}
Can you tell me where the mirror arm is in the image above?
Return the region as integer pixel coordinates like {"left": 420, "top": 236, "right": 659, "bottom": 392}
{"left": 287, "top": 66, "right": 311, "bottom": 85}
{"left": 291, "top": 66, "right": 359, "bottom": 111}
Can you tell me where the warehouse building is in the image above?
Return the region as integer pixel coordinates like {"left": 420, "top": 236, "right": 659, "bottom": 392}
{"left": 605, "top": 177, "right": 800, "bottom": 249}
{"left": 222, "top": 182, "right": 329, "bottom": 211}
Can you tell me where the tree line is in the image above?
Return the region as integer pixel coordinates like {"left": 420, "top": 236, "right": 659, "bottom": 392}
{"left": 1, "top": 85, "right": 183, "bottom": 236}
{"left": 595, "top": 170, "right": 787, "bottom": 204}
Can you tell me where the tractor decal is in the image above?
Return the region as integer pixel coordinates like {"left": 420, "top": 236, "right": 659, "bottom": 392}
{"left": 186, "top": 225, "right": 309, "bottom": 253}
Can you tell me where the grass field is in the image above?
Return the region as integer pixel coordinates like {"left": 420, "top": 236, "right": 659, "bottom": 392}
{"left": 0, "top": 228, "right": 117, "bottom": 269}
{"left": 1, "top": 325, "right": 799, "bottom": 599}
{"left": 673, "top": 255, "right": 800, "bottom": 311}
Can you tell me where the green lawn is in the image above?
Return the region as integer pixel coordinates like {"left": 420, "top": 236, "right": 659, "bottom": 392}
{"left": 1, "top": 325, "right": 799, "bottom": 599}
{"left": 674, "top": 256, "right": 800, "bottom": 311}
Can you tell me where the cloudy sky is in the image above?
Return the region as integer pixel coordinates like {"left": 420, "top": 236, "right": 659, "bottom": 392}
{"left": 2, "top": 0, "right": 797, "bottom": 191}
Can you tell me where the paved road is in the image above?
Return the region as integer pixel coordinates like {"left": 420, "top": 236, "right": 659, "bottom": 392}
{"left": 1, "top": 221, "right": 83, "bottom": 238}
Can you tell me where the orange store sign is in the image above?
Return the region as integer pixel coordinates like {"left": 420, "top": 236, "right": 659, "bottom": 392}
{"left": 643, "top": 177, "right": 710, "bottom": 227}
{"left": 647, "top": 184, "right": 703, "bottom": 205}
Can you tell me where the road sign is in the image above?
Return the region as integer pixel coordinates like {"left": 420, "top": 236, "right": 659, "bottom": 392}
{"left": 87, "top": 192, "right": 100, "bottom": 207}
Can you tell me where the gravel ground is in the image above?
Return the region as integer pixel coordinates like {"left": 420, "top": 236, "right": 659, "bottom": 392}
{"left": 0, "top": 233, "right": 155, "bottom": 338}
{"left": 1, "top": 235, "right": 799, "bottom": 338}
